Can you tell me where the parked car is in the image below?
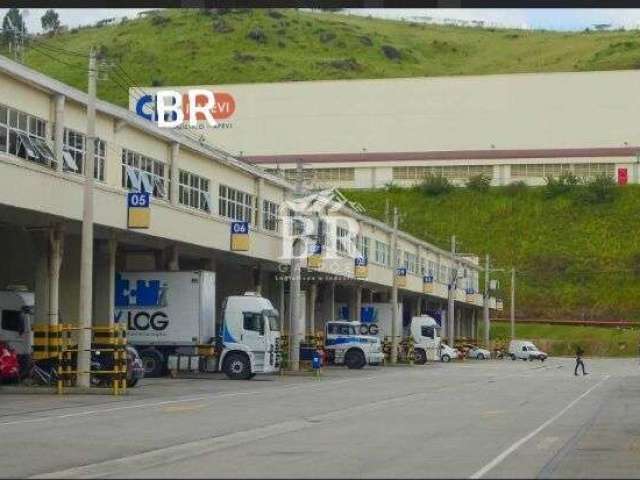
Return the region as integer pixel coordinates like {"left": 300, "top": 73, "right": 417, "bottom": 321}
{"left": 91, "top": 345, "right": 144, "bottom": 388}
{"left": 466, "top": 345, "right": 491, "bottom": 360}
{"left": 508, "top": 340, "right": 547, "bottom": 362}
{"left": 439, "top": 343, "right": 460, "bottom": 363}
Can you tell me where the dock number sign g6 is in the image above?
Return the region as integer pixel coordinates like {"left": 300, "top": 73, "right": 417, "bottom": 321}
{"left": 127, "top": 192, "right": 150, "bottom": 229}
{"left": 230, "top": 221, "right": 250, "bottom": 251}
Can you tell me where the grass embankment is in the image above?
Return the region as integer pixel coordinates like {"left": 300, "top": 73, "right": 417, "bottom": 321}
{"left": 344, "top": 185, "right": 640, "bottom": 323}
{"left": 12, "top": 9, "right": 640, "bottom": 107}
{"left": 490, "top": 323, "right": 640, "bottom": 357}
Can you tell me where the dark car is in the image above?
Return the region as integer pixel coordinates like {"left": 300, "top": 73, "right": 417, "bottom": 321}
{"left": 91, "top": 345, "right": 144, "bottom": 388}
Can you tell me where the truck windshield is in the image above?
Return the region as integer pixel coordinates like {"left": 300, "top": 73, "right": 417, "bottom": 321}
{"left": 264, "top": 310, "right": 280, "bottom": 331}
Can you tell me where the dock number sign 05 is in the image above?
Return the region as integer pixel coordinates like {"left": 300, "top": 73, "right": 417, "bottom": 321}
{"left": 127, "top": 192, "right": 150, "bottom": 229}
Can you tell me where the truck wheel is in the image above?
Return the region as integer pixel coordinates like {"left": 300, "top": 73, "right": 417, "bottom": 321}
{"left": 223, "top": 353, "right": 251, "bottom": 380}
{"left": 441, "top": 354, "right": 451, "bottom": 363}
{"left": 140, "top": 349, "right": 165, "bottom": 378}
{"left": 414, "top": 349, "right": 427, "bottom": 365}
{"left": 476, "top": 353, "right": 485, "bottom": 360}
{"left": 510, "top": 354, "right": 516, "bottom": 361}
{"left": 345, "top": 350, "right": 366, "bottom": 369}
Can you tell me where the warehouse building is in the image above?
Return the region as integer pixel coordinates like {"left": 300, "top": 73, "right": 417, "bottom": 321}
{"left": 129, "top": 70, "right": 640, "bottom": 189}
{"left": 0, "top": 55, "right": 495, "bottom": 373}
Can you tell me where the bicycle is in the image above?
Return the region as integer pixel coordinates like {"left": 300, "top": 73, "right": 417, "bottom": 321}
{"left": 22, "top": 358, "right": 58, "bottom": 386}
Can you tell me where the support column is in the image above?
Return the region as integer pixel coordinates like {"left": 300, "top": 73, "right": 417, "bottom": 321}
{"left": 169, "top": 143, "right": 179, "bottom": 206}
{"left": 53, "top": 94, "right": 65, "bottom": 171}
{"left": 417, "top": 296, "right": 423, "bottom": 316}
{"left": 167, "top": 245, "right": 179, "bottom": 271}
{"left": 279, "top": 277, "right": 286, "bottom": 335}
{"left": 308, "top": 283, "right": 317, "bottom": 336}
{"left": 48, "top": 225, "right": 64, "bottom": 326}
{"left": 106, "top": 235, "right": 117, "bottom": 326}
{"left": 253, "top": 264, "right": 262, "bottom": 295}
{"left": 329, "top": 282, "right": 336, "bottom": 322}
{"left": 289, "top": 239, "right": 303, "bottom": 370}
{"left": 355, "top": 285, "right": 362, "bottom": 323}
{"left": 33, "top": 233, "right": 50, "bottom": 326}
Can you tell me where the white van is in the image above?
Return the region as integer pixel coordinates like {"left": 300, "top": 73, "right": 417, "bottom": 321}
{"left": 508, "top": 340, "right": 547, "bottom": 362}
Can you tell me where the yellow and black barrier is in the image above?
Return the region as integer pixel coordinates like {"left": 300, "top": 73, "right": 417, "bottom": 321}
{"left": 53, "top": 324, "right": 128, "bottom": 396}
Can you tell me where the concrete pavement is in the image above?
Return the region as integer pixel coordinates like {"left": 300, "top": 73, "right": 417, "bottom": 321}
{"left": 0, "top": 357, "right": 638, "bottom": 478}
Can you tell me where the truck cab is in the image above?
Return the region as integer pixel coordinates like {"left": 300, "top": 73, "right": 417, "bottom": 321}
{"left": 0, "top": 287, "right": 33, "bottom": 370}
{"left": 219, "top": 292, "right": 281, "bottom": 379}
{"left": 324, "top": 320, "right": 383, "bottom": 369}
{"left": 410, "top": 315, "right": 442, "bottom": 364}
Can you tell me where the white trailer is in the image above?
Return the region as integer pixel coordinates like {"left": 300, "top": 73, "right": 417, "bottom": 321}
{"left": 114, "top": 271, "right": 281, "bottom": 379}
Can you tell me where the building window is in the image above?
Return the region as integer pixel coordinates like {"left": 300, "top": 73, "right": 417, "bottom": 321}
{"left": 336, "top": 226, "right": 351, "bottom": 254}
{"left": 374, "top": 240, "right": 390, "bottom": 266}
{"left": 178, "top": 169, "right": 210, "bottom": 212}
{"left": 219, "top": 185, "right": 254, "bottom": 223}
{"left": 404, "top": 252, "right": 417, "bottom": 274}
{"left": 356, "top": 235, "right": 371, "bottom": 260}
{"left": 393, "top": 165, "right": 493, "bottom": 181}
{"left": 0, "top": 103, "right": 53, "bottom": 167}
{"left": 62, "top": 128, "right": 106, "bottom": 181}
{"left": 262, "top": 199, "right": 279, "bottom": 231}
{"left": 427, "top": 260, "right": 437, "bottom": 278}
{"left": 282, "top": 167, "right": 355, "bottom": 183}
{"left": 121, "top": 148, "right": 168, "bottom": 199}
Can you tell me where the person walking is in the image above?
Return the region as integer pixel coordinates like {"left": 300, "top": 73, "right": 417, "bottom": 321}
{"left": 575, "top": 345, "right": 588, "bottom": 376}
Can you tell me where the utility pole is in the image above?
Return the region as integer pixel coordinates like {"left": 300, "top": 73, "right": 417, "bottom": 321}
{"left": 483, "top": 254, "right": 490, "bottom": 346}
{"left": 288, "top": 159, "right": 304, "bottom": 370}
{"left": 510, "top": 266, "right": 516, "bottom": 340}
{"left": 447, "top": 235, "right": 456, "bottom": 346}
{"left": 77, "top": 48, "right": 96, "bottom": 388}
{"left": 390, "top": 207, "right": 399, "bottom": 364}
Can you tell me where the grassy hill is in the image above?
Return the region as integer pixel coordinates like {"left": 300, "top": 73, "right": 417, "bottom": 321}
{"left": 11, "top": 8, "right": 640, "bottom": 107}
{"left": 344, "top": 184, "right": 640, "bottom": 323}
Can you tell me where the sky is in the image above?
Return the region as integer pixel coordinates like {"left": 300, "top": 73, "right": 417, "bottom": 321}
{"left": 4, "top": 8, "right": 640, "bottom": 33}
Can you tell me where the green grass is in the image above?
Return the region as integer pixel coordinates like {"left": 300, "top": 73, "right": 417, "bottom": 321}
{"left": 11, "top": 9, "right": 640, "bottom": 107}
{"left": 489, "top": 322, "right": 640, "bottom": 357}
{"left": 344, "top": 184, "right": 640, "bottom": 322}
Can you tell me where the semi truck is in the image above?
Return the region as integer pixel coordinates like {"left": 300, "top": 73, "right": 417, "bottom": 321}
{"left": 115, "top": 271, "right": 281, "bottom": 379}
{"left": 0, "top": 286, "right": 33, "bottom": 372}
{"left": 323, "top": 320, "right": 384, "bottom": 369}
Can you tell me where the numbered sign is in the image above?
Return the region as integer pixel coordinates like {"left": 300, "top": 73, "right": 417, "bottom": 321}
{"left": 127, "top": 192, "right": 150, "bottom": 229}
{"left": 423, "top": 275, "right": 434, "bottom": 294}
{"left": 230, "top": 221, "right": 250, "bottom": 251}
{"left": 395, "top": 267, "right": 407, "bottom": 288}
{"left": 307, "top": 242, "right": 323, "bottom": 269}
{"left": 354, "top": 256, "right": 368, "bottom": 279}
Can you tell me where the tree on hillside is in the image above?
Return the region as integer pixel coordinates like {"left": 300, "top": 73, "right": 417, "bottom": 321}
{"left": 2, "top": 8, "right": 26, "bottom": 45}
{"left": 41, "top": 9, "right": 61, "bottom": 34}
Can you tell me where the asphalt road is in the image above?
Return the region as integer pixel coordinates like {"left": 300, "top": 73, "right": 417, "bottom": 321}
{"left": 0, "top": 357, "right": 638, "bottom": 478}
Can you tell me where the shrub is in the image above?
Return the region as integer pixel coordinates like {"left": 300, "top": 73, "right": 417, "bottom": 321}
{"left": 381, "top": 44, "right": 401, "bottom": 60}
{"left": 150, "top": 14, "right": 171, "bottom": 27}
{"left": 544, "top": 172, "right": 580, "bottom": 198}
{"left": 419, "top": 175, "right": 453, "bottom": 196}
{"left": 359, "top": 35, "right": 373, "bottom": 46}
{"left": 247, "top": 26, "right": 267, "bottom": 43}
{"left": 213, "top": 18, "right": 234, "bottom": 33}
{"left": 466, "top": 174, "right": 491, "bottom": 192}
{"left": 383, "top": 181, "right": 402, "bottom": 192}
{"left": 317, "top": 57, "right": 362, "bottom": 71}
{"left": 503, "top": 180, "right": 528, "bottom": 196}
{"left": 267, "top": 10, "right": 284, "bottom": 19}
{"left": 578, "top": 173, "right": 618, "bottom": 204}
{"left": 319, "top": 31, "right": 336, "bottom": 43}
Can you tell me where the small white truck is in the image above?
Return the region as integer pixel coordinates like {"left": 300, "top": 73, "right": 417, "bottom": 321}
{"left": 508, "top": 340, "right": 547, "bottom": 362}
{"left": 324, "top": 320, "right": 384, "bottom": 369}
{"left": 115, "top": 271, "right": 281, "bottom": 379}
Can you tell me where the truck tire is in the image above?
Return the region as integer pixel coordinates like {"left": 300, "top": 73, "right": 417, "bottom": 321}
{"left": 345, "top": 349, "right": 366, "bottom": 369}
{"left": 140, "top": 349, "right": 165, "bottom": 377}
{"left": 441, "top": 354, "right": 451, "bottom": 363}
{"left": 223, "top": 353, "right": 251, "bottom": 380}
{"left": 476, "top": 352, "right": 485, "bottom": 360}
{"left": 414, "top": 348, "right": 427, "bottom": 365}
